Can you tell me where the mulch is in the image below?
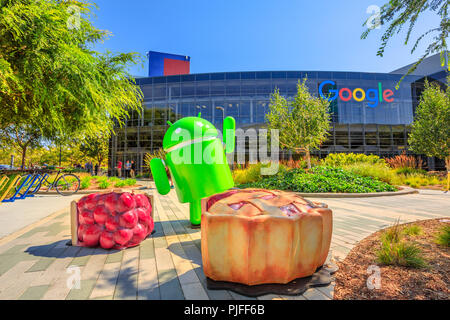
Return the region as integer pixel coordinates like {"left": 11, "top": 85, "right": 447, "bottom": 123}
{"left": 333, "top": 218, "right": 450, "bottom": 300}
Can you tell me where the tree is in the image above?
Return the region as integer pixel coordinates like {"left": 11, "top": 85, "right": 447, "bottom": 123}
{"left": 266, "top": 78, "right": 331, "bottom": 169}
{"left": 0, "top": 124, "right": 41, "bottom": 169}
{"left": 79, "top": 135, "right": 109, "bottom": 166}
{"left": 408, "top": 77, "right": 450, "bottom": 171}
{"left": 362, "top": 0, "right": 449, "bottom": 86}
{"left": 0, "top": 0, "right": 143, "bottom": 141}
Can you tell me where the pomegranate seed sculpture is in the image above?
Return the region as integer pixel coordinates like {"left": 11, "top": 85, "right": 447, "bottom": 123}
{"left": 71, "top": 191, "right": 154, "bottom": 249}
{"left": 201, "top": 189, "right": 332, "bottom": 285}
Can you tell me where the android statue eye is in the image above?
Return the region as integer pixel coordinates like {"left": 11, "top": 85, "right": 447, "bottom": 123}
{"left": 195, "top": 121, "right": 204, "bottom": 127}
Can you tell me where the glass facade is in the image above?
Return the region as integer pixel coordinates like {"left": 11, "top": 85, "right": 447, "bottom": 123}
{"left": 109, "top": 70, "right": 434, "bottom": 173}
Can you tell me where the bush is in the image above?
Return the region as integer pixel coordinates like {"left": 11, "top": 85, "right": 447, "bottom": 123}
{"left": 233, "top": 163, "right": 288, "bottom": 185}
{"left": 98, "top": 180, "right": 111, "bottom": 189}
{"left": 394, "top": 167, "right": 426, "bottom": 175}
{"left": 114, "top": 180, "right": 126, "bottom": 188}
{"left": 238, "top": 166, "right": 396, "bottom": 193}
{"left": 124, "top": 178, "right": 136, "bottom": 186}
{"left": 403, "top": 225, "right": 422, "bottom": 236}
{"left": 343, "top": 163, "right": 402, "bottom": 185}
{"left": 377, "top": 222, "right": 427, "bottom": 268}
{"left": 377, "top": 239, "right": 427, "bottom": 268}
{"left": 435, "top": 225, "right": 450, "bottom": 247}
{"left": 321, "top": 153, "right": 385, "bottom": 167}
{"left": 80, "top": 176, "right": 92, "bottom": 190}
{"left": 385, "top": 152, "right": 424, "bottom": 169}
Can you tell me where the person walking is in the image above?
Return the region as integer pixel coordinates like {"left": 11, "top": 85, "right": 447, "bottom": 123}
{"left": 117, "top": 160, "right": 122, "bottom": 177}
{"left": 130, "top": 160, "right": 136, "bottom": 178}
{"left": 125, "top": 160, "right": 131, "bottom": 178}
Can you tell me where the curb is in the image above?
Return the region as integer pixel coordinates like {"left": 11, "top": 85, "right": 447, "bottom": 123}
{"left": 296, "top": 187, "right": 418, "bottom": 198}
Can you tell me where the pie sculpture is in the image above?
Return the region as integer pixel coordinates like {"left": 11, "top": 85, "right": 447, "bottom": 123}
{"left": 201, "top": 188, "right": 332, "bottom": 286}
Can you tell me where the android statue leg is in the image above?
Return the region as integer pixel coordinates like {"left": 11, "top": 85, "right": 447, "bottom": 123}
{"left": 189, "top": 199, "right": 202, "bottom": 227}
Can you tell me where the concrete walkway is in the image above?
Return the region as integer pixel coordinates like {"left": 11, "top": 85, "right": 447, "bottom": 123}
{"left": 0, "top": 187, "right": 448, "bottom": 300}
{"left": 0, "top": 194, "right": 83, "bottom": 239}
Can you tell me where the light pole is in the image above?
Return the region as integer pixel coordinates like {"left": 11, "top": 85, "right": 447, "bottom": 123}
{"left": 215, "top": 106, "right": 225, "bottom": 119}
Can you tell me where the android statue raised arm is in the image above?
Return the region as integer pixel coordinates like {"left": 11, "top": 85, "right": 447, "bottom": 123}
{"left": 150, "top": 113, "right": 235, "bottom": 226}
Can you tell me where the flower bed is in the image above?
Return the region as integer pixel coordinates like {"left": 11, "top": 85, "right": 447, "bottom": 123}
{"left": 238, "top": 166, "right": 397, "bottom": 193}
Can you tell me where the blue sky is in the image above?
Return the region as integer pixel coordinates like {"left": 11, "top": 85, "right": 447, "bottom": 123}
{"left": 91, "top": 0, "right": 441, "bottom": 77}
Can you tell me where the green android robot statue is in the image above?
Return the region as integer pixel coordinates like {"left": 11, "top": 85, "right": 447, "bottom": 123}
{"left": 150, "top": 113, "right": 235, "bottom": 226}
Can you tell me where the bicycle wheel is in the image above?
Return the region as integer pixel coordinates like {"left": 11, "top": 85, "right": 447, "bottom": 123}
{"left": 55, "top": 174, "right": 80, "bottom": 196}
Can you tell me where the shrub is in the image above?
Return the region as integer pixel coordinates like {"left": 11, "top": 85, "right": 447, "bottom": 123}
{"left": 343, "top": 163, "right": 402, "bottom": 185}
{"left": 80, "top": 176, "right": 92, "bottom": 190}
{"left": 385, "top": 152, "right": 424, "bottom": 169}
{"left": 124, "top": 178, "right": 136, "bottom": 186}
{"left": 238, "top": 166, "right": 396, "bottom": 193}
{"left": 321, "top": 153, "right": 385, "bottom": 167}
{"left": 394, "top": 167, "right": 426, "bottom": 175}
{"left": 435, "top": 225, "right": 450, "bottom": 247}
{"left": 377, "top": 239, "right": 427, "bottom": 268}
{"left": 402, "top": 225, "right": 422, "bottom": 236}
{"left": 382, "top": 220, "right": 403, "bottom": 243}
{"left": 98, "top": 180, "right": 111, "bottom": 189}
{"left": 114, "top": 180, "right": 126, "bottom": 187}
{"left": 108, "top": 177, "right": 121, "bottom": 184}
{"left": 233, "top": 163, "right": 288, "bottom": 185}
{"left": 377, "top": 221, "right": 427, "bottom": 268}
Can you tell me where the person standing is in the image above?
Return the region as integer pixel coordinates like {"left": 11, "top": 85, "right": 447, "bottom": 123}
{"left": 94, "top": 163, "right": 99, "bottom": 176}
{"left": 130, "top": 160, "right": 136, "bottom": 178}
{"left": 117, "top": 160, "right": 122, "bottom": 177}
{"left": 125, "top": 160, "right": 131, "bottom": 178}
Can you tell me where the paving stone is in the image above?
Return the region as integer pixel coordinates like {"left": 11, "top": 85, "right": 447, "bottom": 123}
{"left": 66, "top": 279, "right": 97, "bottom": 300}
{"left": 316, "top": 283, "right": 335, "bottom": 299}
{"left": 0, "top": 260, "right": 40, "bottom": 298}
{"left": 18, "top": 285, "right": 50, "bottom": 300}
{"left": 90, "top": 295, "right": 113, "bottom": 300}
{"left": 25, "top": 247, "right": 66, "bottom": 272}
{"left": 90, "top": 262, "right": 121, "bottom": 299}
{"left": 105, "top": 250, "right": 123, "bottom": 264}
{"left": 303, "top": 288, "right": 331, "bottom": 300}
{"left": 137, "top": 258, "right": 160, "bottom": 300}
{"left": 181, "top": 282, "right": 209, "bottom": 300}
{"left": 113, "top": 248, "right": 139, "bottom": 300}
{"left": 139, "top": 239, "right": 155, "bottom": 260}
{"left": 158, "top": 268, "right": 184, "bottom": 300}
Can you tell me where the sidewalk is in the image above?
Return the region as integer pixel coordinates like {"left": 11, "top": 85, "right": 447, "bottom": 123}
{"left": 0, "top": 194, "right": 83, "bottom": 239}
{"left": 0, "top": 187, "right": 448, "bottom": 300}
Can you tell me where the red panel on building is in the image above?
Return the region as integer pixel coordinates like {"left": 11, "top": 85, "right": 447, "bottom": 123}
{"left": 163, "top": 58, "right": 190, "bottom": 76}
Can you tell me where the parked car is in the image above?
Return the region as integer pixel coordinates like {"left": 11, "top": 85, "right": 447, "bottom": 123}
{"left": 0, "top": 164, "right": 17, "bottom": 170}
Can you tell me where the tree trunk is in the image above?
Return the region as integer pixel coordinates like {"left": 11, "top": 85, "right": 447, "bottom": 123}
{"left": 305, "top": 149, "right": 312, "bottom": 169}
{"left": 21, "top": 145, "right": 27, "bottom": 171}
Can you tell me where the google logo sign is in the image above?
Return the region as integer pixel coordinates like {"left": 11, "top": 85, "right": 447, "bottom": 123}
{"left": 319, "top": 81, "right": 394, "bottom": 108}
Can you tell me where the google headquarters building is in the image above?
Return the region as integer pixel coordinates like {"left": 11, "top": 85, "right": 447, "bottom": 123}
{"left": 108, "top": 51, "right": 448, "bottom": 174}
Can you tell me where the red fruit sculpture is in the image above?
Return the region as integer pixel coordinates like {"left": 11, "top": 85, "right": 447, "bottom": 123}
{"left": 72, "top": 191, "right": 153, "bottom": 249}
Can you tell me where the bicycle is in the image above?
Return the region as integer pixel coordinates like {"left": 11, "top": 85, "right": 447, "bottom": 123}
{"left": 16, "top": 168, "right": 80, "bottom": 196}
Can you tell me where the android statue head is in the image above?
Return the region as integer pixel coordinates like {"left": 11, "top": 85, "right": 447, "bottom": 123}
{"left": 150, "top": 113, "right": 236, "bottom": 226}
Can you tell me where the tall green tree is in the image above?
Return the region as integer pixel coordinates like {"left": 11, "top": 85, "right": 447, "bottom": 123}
{"left": 0, "top": 0, "right": 143, "bottom": 140}
{"left": 266, "top": 78, "right": 331, "bottom": 169}
{"left": 79, "top": 134, "right": 109, "bottom": 166}
{"left": 408, "top": 77, "right": 450, "bottom": 171}
{"left": 362, "top": 0, "right": 449, "bottom": 86}
{"left": 0, "top": 124, "right": 41, "bottom": 169}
